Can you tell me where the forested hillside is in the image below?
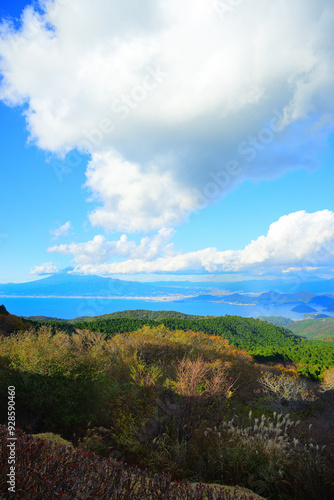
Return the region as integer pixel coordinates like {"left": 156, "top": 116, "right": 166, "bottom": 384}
{"left": 71, "top": 315, "right": 298, "bottom": 346}
{"left": 258, "top": 316, "right": 293, "bottom": 326}
{"left": 72, "top": 309, "right": 204, "bottom": 322}
{"left": 60, "top": 314, "right": 334, "bottom": 378}
{"left": 17, "top": 310, "right": 334, "bottom": 379}
{"left": 287, "top": 317, "right": 334, "bottom": 341}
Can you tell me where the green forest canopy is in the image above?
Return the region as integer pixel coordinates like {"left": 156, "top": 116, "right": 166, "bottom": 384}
{"left": 40, "top": 313, "right": 334, "bottom": 379}
{"left": 287, "top": 317, "right": 334, "bottom": 341}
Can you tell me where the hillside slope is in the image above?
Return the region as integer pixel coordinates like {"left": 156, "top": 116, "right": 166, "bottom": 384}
{"left": 287, "top": 317, "right": 334, "bottom": 340}
{"left": 258, "top": 315, "right": 292, "bottom": 326}
{"left": 1, "top": 324, "right": 333, "bottom": 499}
{"left": 0, "top": 305, "right": 32, "bottom": 336}
{"left": 72, "top": 314, "right": 301, "bottom": 349}
{"left": 73, "top": 309, "right": 204, "bottom": 322}
{"left": 68, "top": 314, "right": 334, "bottom": 377}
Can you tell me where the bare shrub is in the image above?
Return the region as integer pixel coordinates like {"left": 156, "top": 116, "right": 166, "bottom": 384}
{"left": 258, "top": 371, "right": 316, "bottom": 410}
{"left": 320, "top": 367, "right": 334, "bottom": 392}
{"left": 169, "top": 356, "right": 233, "bottom": 399}
{"left": 157, "top": 356, "right": 234, "bottom": 443}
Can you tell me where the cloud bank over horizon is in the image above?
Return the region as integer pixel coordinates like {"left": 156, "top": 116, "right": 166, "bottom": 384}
{"left": 46, "top": 210, "right": 334, "bottom": 277}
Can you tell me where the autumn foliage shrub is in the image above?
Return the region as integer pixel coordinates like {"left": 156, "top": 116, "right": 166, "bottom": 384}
{"left": 0, "top": 327, "right": 112, "bottom": 435}
{"left": 0, "top": 325, "right": 238, "bottom": 455}
{"left": 159, "top": 356, "right": 234, "bottom": 441}
{"left": 0, "top": 425, "right": 258, "bottom": 499}
{"left": 320, "top": 367, "right": 334, "bottom": 392}
{"left": 0, "top": 314, "right": 29, "bottom": 336}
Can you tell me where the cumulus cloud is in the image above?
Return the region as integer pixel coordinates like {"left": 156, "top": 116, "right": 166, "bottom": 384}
{"left": 59, "top": 211, "right": 334, "bottom": 275}
{"left": 30, "top": 262, "right": 59, "bottom": 275}
{"left": 85, "top": 152, "right": 198, "bottom": 231}
{"left": 1, "top": 0, "right": 334, "bottom": 231}
{"left": 50, "top": 221, "right": 71, "bottom": 239}
{"left": 47, "top": 228, "right": 175, "bottom": 265}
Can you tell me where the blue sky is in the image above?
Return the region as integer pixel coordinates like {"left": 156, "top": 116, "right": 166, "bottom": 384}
{"left": 1, "top": 0, "right": 334, "bottom": 283}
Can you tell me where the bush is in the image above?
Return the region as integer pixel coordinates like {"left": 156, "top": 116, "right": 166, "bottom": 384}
{"left": 0, "top": 314, "right": 29, "bottom": 336}
{"left": 320, "top": 367, "right": 334, "bottom": 392}
{"left": 0, "top": 425, "right": 258, "bottom": 499}
{"left": 159, "top": 356, "right": 234, "bottom": 443}
{"left": 0, "top": 327, "right": 112, "bottom": 436}
{"left": 32, "top": 432, "right": 73, "bottom": 448}
{"left": 258, "top": 371, "right": 316, "bottom": 411}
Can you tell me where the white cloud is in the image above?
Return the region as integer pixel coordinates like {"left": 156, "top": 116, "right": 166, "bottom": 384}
{"left": 1, "top": 1, "right": 334, "bottom": 231}
{"left": 237, "top": 210, "right": 334, "bottom": 268}
{"left": 62, "top": 211, "right": 334, "bottom": 275}
{"left": 47, "top": 227, "right": 175, "bottom": 264}
{"left": 50, "top": 221, "right": 71, "bottom": 238}
{"left": 85, "top": 152, "right": 198, "bottom": 231}
{"left": 30, "top": 262, "right": 59, "bottom": 275}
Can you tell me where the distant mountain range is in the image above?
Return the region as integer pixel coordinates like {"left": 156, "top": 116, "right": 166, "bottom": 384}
{"left": 0, "top": 273, "right": 196, "bottom": 298}
{"left": 1, "top": 273, "right": 334, "bottom": 316}
{"left": 179, "top": 290, "right": 334, "bottom": 313}
{"left": 2, "top": 273, "right": 334, "bottom": 296}
{"left": 168, "top": 277, "right": 334, "bottom": 294}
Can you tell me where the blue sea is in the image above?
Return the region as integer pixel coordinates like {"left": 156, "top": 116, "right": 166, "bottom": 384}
{"left": 1, "top": 297, "right": 325, "bottom": 321}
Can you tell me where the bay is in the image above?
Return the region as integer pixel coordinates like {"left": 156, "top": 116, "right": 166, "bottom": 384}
{"left": 1, "top": 297, "right": 322, "bottom": 321}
